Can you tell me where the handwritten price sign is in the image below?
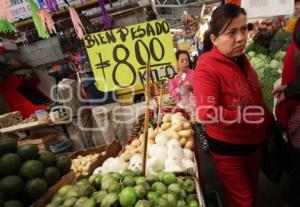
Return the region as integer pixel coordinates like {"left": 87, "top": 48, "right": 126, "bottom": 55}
{"left": 84, "top": 19, "right": 177, "bottom": 92}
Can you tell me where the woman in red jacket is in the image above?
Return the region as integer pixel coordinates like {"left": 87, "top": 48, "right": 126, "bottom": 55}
{"left": 273, "top": 17, "right": 300, "bottom": 207}
{"left": 193, "top": 4, "right": 271, "bottom": 207}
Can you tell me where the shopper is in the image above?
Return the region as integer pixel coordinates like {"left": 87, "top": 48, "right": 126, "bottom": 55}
{"left": 168, "top": 50, "right": 195, "bottom": 118}
{"left": 168, "top": 50, "right": 194, "bottom": 101}
{"left": 193, "top": 4, "right": 271, "bottom": 207}
{"left": 273, "top": 17, "right": 300, "bottom": 207}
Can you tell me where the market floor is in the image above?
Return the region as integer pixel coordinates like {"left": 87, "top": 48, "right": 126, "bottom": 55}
{"left": 199, "top": 148, "right": 292, "bottom": 207}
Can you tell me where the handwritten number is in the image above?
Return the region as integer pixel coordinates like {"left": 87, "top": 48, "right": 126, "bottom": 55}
{"left": 112, "top": 45, "right": 136, "bottom": 88}
{"left": 149, "top": 38, "right": 164, "bottom": 62}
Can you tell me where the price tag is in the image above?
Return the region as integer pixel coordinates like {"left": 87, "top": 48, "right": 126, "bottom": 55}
{"left": 84, "top": 19, "right": 177, "bottom": 92}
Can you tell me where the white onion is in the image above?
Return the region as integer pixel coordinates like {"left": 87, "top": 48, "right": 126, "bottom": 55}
{"left": 182, "top": 158, "right": 196, "bottom": 171}
{"left": 149, "top": 156, "right": 165, "bottom": 172}
{"left": 167, "top": 139, "right": 181, "bottom": 149}
{"left": 167, "top": 147, "right": 183, "bottom": 159}
{"left": 183, "top": 148, "right": 194, "bottom": 160}
{"left": 155, "top": 132, "right": 169, "bottom": 145}
{"left": 108, "top": 157, "right": 127, "bottom": 172}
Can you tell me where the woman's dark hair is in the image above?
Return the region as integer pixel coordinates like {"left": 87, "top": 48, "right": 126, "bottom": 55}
{"left": 175, "top": 50, "right": 190, "bottom": 61}
{"left": 175, "top": 50, "right": 192, "bottom": 69}
{"left": 203, "top": 4, "right": 247, "bottom": 53}
{"left": 293, "top": 17, "right": 300, "bottom": 49}
{"left": 247, "top": 23, "right": 254, "bottom": 31}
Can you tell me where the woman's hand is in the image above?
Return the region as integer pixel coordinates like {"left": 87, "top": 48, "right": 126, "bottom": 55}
{"left": 183, "top": 82, "right": 193, "bottom": 92}
{"left": 275, "top": 93, "right": 286, "bottom": 105}
{"left": 272, "top": 85, "right": 287, "bottom": 96}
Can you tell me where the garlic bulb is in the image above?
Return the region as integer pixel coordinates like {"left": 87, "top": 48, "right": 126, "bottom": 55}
{"left": 183, "top": 148, "right": 194, "bottom": 160}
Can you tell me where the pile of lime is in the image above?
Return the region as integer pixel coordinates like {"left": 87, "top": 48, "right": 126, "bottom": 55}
{"left": 0, "top": 138, "right": 72, "bottom": 207}
{"left": 47, "top": 169, "right": 199, "bottom": 207}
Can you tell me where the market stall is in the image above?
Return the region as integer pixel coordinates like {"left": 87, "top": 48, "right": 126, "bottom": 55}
{"left": 1, "top": 0, "right": 298, "bottom": 205}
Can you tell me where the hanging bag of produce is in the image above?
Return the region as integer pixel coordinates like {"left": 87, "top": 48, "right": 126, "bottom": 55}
{"left": 261, "top": 117, "right": 287, "bottom": 183}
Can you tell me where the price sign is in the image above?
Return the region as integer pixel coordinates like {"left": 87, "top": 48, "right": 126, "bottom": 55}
{"left": 84, "top": 19, "right": 177, "bottom": 92}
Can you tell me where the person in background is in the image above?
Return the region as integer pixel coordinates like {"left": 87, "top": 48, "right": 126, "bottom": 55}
{"left": 168, "top": 50, "right": 195, "bottom": 118}
{"left": 193, "top": 4, "right": 271, "bottom": 207}
{"left": 168, "top": 50, "right": 194, "bottom": 102}
{"left": 273, "top": 17, "right": 300, "bottom": 207}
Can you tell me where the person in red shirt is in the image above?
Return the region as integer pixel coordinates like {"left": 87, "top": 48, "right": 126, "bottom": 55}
{"left": 193, "top": 4, "right": 271, "bottom": 207}
{"left": 273, "top": 17, "right": 300, "bottom": 207}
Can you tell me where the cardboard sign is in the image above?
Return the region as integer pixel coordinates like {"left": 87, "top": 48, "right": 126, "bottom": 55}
{"left": 84, "top": 19, "right": 177, "bottom": 92}
{"left": 241, "top": 0, "right": 294, "bottom": 19}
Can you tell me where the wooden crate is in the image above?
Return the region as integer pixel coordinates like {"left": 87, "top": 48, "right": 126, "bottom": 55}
{"left": 70, "top": 140, "right": 122, "bottom": 179}
{"left": 32, "top": 140, "right": 121, "bottom": 207}
{"left": 18, "top": 132, "right": 59, "bottom": 152}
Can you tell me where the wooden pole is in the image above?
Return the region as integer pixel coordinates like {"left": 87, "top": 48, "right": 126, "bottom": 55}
{"left": 142, "top": 61, "right": 151, "bottom": 175}
{"left": 156, "top": 82, "right": 164, "bottom": 129}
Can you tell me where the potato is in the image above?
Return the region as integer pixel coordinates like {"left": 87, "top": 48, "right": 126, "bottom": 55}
{"left": 180, "top": 138, "right": 187, "bottom": 146}
{"left": 120, "top": 152, "right": 131, "bottom": 162}
{"left": 125, "top": 144, "right": 135, "bottom": 151}
{"left": 161, "top": 122, "right": 171, "bottom": 130}
{"left": 132, "top": 139, "right": 141, "bottom": 147}
{"left": 183, "top": 122, "right": 191, "bottom": 130}
{"left": 171, "top": 117, "right": 186, "bottom": 125}
{"left": 83, "top": 165, "right": 89, "bottom": 172}
{"left": 166, "top": 129, "right": 180, "bottom": 140}
{"left": 170, "top": 123, "right": 183, "bottom": 131}
{"left": 137, "top": 145, "right": 144, "bottom": 153}
{"left": 148, "top": 139, "right": 155, "bottom": 144}
{"left": 178, "top": 129, "right": 193, "bottom": 138}
{"left": 148, "top": 132, "right": 156, "bottom": 140}
{"left": 185, "top": 141, "right": 194, "bottom": 149}
{"left": 139, "top": 134, "right": 145, "bottom": 141}
{"left": 100, "top": 151, "right": 107, "bottom": 156}
{"left": 187, "top": 136, "right": 194, "bottom": 142}
{"left": 163, "top": 114, "right": 171, "bottom": 123}
{"left": 129, "top": 148, "right": 139, "bottom": 155}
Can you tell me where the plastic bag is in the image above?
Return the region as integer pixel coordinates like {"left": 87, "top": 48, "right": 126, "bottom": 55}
{"left": 261, "top": 118, "right": 287, "bottom": 183}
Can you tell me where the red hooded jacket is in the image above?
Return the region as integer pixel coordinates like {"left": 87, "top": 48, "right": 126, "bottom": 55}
{"left": 275, "top": 42, "right": 299, "bottom": 130}
{"left": 193, "top": 47, "right": 271, "bottom": 145}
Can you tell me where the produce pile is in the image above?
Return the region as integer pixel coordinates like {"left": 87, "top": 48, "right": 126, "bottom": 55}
{"left": 246, "top": 29, "right": 291, "bottom": 57}
{"left": 46, "top": 170, "right": 200, "bottom": 207}
{"left": 246, "top": 29, "right": 291, "bottom": 110}
{"left": 94, "top": 112, "right": 197, "bottom": 175}
{"left": 72, "top": 154, "right": 100, "bottom": 177}
{"left": 131, "top": 110, "right": 155, "bottom": 138}
{"left": 0, "top": 138, "right": 72, "bottom": 207}
{"left": 0, "top": 112, "right": 23, "bottom": 129}
{"left": 247, "top": 50, "right": 285, "bottom": 110}
{"left": 284, "top": 17, "right": 297, "bottom": 34}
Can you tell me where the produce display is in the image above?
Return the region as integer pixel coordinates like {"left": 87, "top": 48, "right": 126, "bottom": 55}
{"left": 0, "top": 138, "right": 72, "bottom": 207}
{"left": 246, "top": 29, "right": 291, "bottom": 110}
{"left": 72, "top": 154, "right": 100, "bottom": 177}
{"left": 284, "top": 17, "right": 297, "bottom": 34}
{"left": 247, "top": 50, "right": 284, "bottom": 110}
{"left": 46, "top": 170, "right": 200, "bottom": 207}
{"left": 95, "top": 112, "right": 197, "bottom": 176}
{"left": 0, "top": 112, "right": 23, "bottom": 129}
{"left": 131, "top": 110, "right": 155, "bottom": 138}
{"left": 247, "top": 29, "right": 291, "bottom": 58}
